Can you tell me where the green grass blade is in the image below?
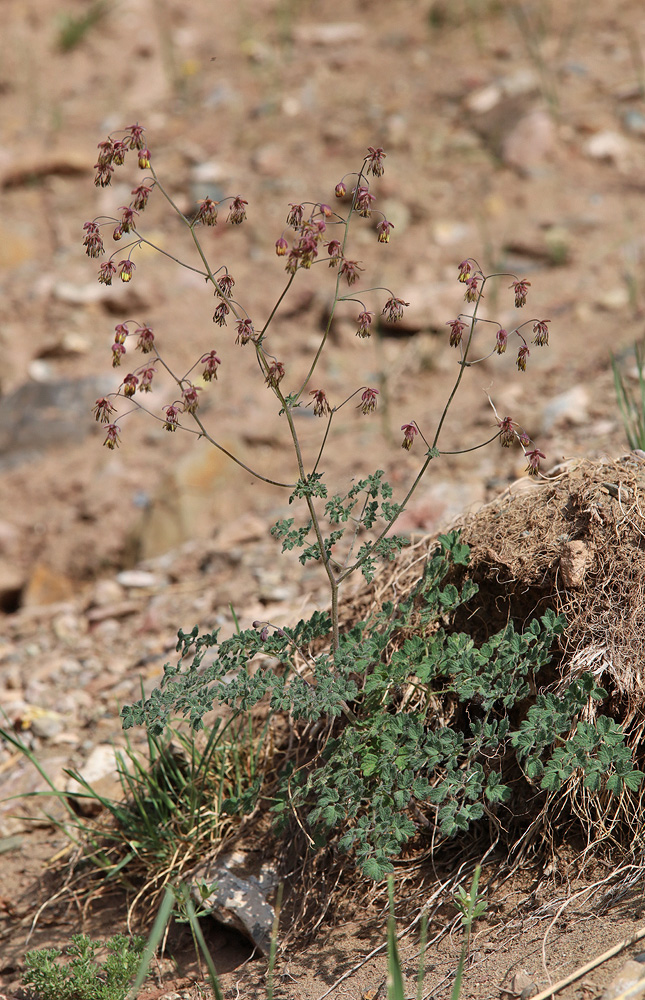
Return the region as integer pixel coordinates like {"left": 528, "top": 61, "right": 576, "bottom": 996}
{"left": 182, "top": 891, "right": 224, "bottom": 1000}
{"left": 266, "top": 883, "right": 283, "bottom": 1000}
{"left": 386, "top": 876, "right": 405, "bottom": 1000}
{"left": 126, "top": 886, "right": 176, "bottom": 1000}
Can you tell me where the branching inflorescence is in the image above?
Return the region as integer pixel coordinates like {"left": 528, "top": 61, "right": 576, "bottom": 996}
{"left": 84, "top": 124, "right": 551, "bottom": 650}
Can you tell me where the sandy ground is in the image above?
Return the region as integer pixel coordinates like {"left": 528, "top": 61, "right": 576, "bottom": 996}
{"left": 2, "top": 0, "right": 645, "bottom": 997}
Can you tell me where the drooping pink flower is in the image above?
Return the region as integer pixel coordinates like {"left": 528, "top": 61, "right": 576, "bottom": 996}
{"left": 227, "top": 196, "right": 248, "bottom": 225}
{"left": 196, "top": 198, "right": 219, "bottom": 226}
{"left": 382, "top": 297, "right": 409, "bottom": 323}
{"left": 358, "top": 387, "right": 379, "bottom": 415}
{"left": 511, "top": 278, "right": 531, "bottom": 308}
{"left": 93, "top": 397, "right": 116, "bottom": 423}
{"left": 525, "top": 448, "right": 545, "bottom": 476}
{"left": 447, "top": 318, "right": 466, "bottom": 347}
{"left": 498, "top": 416, "right": 515, "bottom": 447}
{"left": 201, "top": 350, "right": 222, "bottom": 381}
{"left": 309, "top": 389, "right": 331, "bottom": 417}
{"left": 103, "top": 423, "right": 121, "bottom": 449}
{"left": 495, "top": 328, "right": 508, "bottom": 354}
{"left": 163, "top": 404, "right": 180, "bottom": 431}
{"left": 532, "top": 319, "right": 550, "bottom": 346}
{"left": 365, "top": 146, "right": 386, "bottom": 177}
{"left": 401, "top": 423, "right": 418, "bottom": 450}
{"left": 135, "top": 325, "right": 155, "bottom": 353}
{"left": 340, "top": 259, "right": 363, "bottom": 286}
{"left": 122, "top": 373, "right": 139, "bottom": 397}
{"left": 356, "top": 311, "right": 374, "bottom": 338}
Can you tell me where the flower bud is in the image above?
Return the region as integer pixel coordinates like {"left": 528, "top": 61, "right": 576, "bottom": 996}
{"left": 122, "top": 373, "right": 139, "bottom": 397}
{"left": 118, "top": 260, "right": 135, "bottom": 282}
{"left": 335, "top": 181, "right": 347, "bottom": 198}
{"left": 275, "top": 236, "right": 289, "bottom": 256}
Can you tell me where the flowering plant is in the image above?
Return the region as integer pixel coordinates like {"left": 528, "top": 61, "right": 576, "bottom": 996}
{"left": 85, "top": 124, "right": 551, "bottom": 651}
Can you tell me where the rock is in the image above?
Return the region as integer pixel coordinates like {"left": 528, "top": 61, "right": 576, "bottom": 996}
{"left": 89, "top": 578, "right": 126, "bottom": 607}
{"left": 188, "top": 850, "right": 279, "bottom": 955}
{"left": 465, "top": 83, "right": 503, "bottom": 114}
{"left": 596, "top": 286, "right": 630, "bottom": 311}
{"left": 540, "top": 386, "right": 589, "bottom": 433}
{"left": 0, "top": 150, "right": 89, "bottom": 189}
{"left": 602, "top": 960, "right": 645, "bottom": 1000}
{"left": 115, "top": 569, "right": 166, "bottom": 589}
{"left": 559, "top": 541, "right": 592, "bottom": 589}
{"left": 251, "top": 143, "right": 286, "bottom": 178}
{"left": 0, "top": 375, "right": 116, "bottom": 464}
{"left": 502, "top": 109, "right": 557, "bottom": 174}
{"left": 623, "top": 109, "right": 645, "bottom": 135}
{"left": 0, "top": 752, "right": 71, "bottom": 836}
{"left": 65, "top": 744, "right": 122, "bottom": 816}
{"left": 292, "top": 22, "right": 366, "bottom": 46}
{"left": 21, "top": 563, "right": 76, "bottom": 608}
{"left": 28, "top": 708, "right": 66, "bottom": 741}
{"left": 381, "top": 280, "right": 462, "bottom": 333}
{"left": 583, "top": 130, "right": 632, "bottom": 169}
{"left": 128, "top": 443, "right": 236, "bottom": 561}
{"left": 432, "top": 220, "right": 472, "bottom": 247}
{"left": 213, "top": 514, "right": 267, "bottom": 551}
{"left": 36, "top": 333, "right": 90, "bottom": 359}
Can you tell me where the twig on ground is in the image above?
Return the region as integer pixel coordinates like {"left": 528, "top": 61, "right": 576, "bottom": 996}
{"left": 532, "top": 923, "right": 645, "bottom": 1000}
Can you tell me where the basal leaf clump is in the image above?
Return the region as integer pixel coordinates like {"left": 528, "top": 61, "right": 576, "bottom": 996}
{"left": 124, "top": 531, "right": 641, "bottom": 879}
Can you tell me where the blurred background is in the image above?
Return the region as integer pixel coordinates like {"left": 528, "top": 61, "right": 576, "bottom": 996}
{"left": 1, "top": 0, "right": 644, "bottom": 608}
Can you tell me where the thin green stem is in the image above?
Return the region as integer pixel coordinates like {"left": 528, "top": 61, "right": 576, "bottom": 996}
{"left": 295, "top": 167, "right": 366, "bottom": 400}
{"left": 339, "top": 282, "right": 487, "bottom": 584}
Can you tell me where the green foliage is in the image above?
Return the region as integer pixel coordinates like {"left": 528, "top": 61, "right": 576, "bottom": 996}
{"left": 451, "top": 865, "right": 487, "bottom": 1000}
{"left": 123, "top": 530, "right": 642, "bottom": 880}
{"left": 612, "top": 341, "right": 645, "bottom": 450}
{"left": 22, "top": 933, "right": 146, "bottom": 1000}
{"left": 56, "top": 1, "right": 109, "bottom": 52}
{"left": 272, "top": 470, "right": 409, "bottom": 577}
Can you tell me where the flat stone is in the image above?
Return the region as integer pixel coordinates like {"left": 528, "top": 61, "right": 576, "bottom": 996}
{"left": 292, "top": 22, "right": 366, "bottom": 46}
{"left": 115, "top": 569, "right": 166, "bottom": 589}
{"left": 65, "top": 743, "right": 122, "bottom": 816}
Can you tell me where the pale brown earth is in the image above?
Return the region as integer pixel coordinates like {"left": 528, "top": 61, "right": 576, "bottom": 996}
{"left": 2, "top": 0, "right": 645, "bottom": 997}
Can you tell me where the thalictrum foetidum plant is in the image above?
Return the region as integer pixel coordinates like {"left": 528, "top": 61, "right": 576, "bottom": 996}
{"left": 85, "top": 124, "right": 552, "bottom": 653}
{"left": 82, "top": 126, "right": 645, "bottom": 881}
